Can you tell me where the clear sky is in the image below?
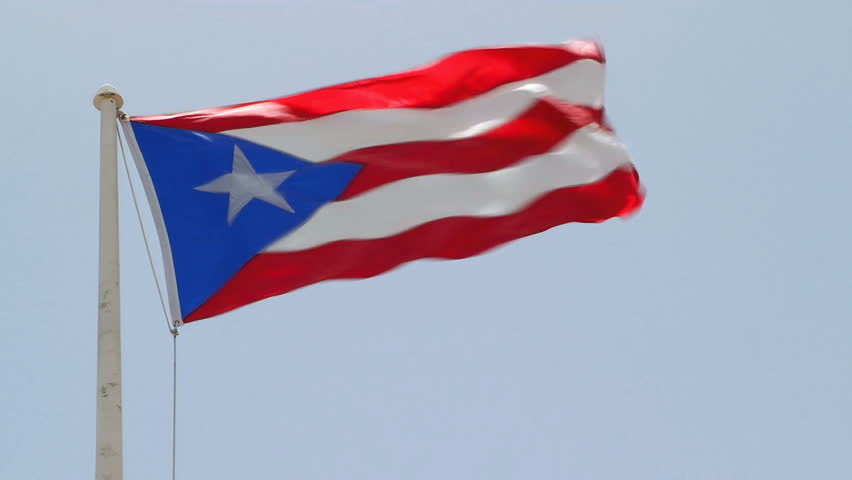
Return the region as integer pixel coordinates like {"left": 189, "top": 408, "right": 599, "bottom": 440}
{"left": 2, "top": 1, "right": 851, "bottom": 479}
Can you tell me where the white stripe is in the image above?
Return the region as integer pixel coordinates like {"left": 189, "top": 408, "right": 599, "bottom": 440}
{"left": 264, "top": 125, "right": 628, "bottom": 253}
{"left": 223, "top": 59, "right": 604, "bottom": 161}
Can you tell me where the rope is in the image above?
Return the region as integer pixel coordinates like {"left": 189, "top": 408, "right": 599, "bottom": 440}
{"left": 116, "top": 123, "right": 177, "bottom": 335}
{"left": 116, "top": 121, "right": 180, "bottom": 479}
{"left": 172, "top": 329, "right": 178, "bottom": 480}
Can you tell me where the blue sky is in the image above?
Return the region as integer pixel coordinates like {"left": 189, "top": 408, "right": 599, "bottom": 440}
{"left": 2, "top": 1, "right": 851, "bottom": 478}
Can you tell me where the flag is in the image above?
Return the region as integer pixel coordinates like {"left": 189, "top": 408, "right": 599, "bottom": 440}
{"left": 122, "top": 40, "right": 644, "bottom": 324}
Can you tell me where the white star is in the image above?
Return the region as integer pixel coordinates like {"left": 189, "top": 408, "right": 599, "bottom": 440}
{"left": 195, "top": 145, "right": 296, "bottom": 224}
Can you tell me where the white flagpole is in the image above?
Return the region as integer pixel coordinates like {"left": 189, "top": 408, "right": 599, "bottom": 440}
{"left": 93, "top": 85, "right": 124, "bottom": 480}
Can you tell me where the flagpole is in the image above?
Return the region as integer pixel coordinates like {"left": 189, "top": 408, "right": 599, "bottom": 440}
{"left": 93, "top": 85, "right": 124, "bottom": 480}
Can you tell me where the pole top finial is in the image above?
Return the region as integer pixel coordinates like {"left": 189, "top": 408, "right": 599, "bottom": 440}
{"left": 94, "top": 84, "right": 124, "bottom": 111}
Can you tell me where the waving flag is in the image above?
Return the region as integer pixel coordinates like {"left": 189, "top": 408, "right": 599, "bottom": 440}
{"left": 122, "top": 40, "right": 644, "bottom": 324}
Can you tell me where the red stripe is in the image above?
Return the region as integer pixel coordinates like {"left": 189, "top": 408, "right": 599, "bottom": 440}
{"left": 184, "top": 166, "right": 642, "bottom": 322}
{"left": 131, "top": 42, "right": 603, "bottom": 133}
{"left": 332, "top": 101, "right": 603, "bottom": 200}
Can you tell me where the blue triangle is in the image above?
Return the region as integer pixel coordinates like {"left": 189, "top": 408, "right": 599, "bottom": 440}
{"left": 130, "top": 122, "right": 361, "bottom": 318}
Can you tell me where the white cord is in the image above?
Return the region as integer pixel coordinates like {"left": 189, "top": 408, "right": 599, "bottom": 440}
{"left": 116, "top": 123, "right": 177, "bottom": 335}
{"left": 116, "top": 120, "right": 181, "bottom": 479}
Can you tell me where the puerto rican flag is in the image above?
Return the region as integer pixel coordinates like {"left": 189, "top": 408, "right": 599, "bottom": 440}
{"left": 122, "top": 40, "right": 644, "bottom": 325}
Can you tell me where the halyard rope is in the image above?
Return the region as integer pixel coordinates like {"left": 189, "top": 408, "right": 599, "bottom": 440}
{"left": 171, "top": 329, "right": 178, "bottom": 480}
{"left": 116, "top": 122, "right": 176, "bottom": 334}
{"left": 116, "top": 120, "right": 180, "bottom": 480}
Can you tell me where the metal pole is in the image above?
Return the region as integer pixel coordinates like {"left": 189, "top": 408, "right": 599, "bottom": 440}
{"left": 93, "top": 85, "right": 124, "bottom": 480}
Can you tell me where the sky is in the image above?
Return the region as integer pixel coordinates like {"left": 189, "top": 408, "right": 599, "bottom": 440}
{"left": 2, "top": 0, "right": 852, "bottom": 479}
